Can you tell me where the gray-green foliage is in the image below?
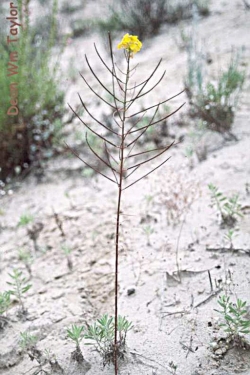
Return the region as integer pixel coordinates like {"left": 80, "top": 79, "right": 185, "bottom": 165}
{"left": 0, "top": 0, "right": 65, "bottom": 181}
{"left": 223, "top": 229, "right": 238, "bottom": 249}
{"left": 185, "top": 5, "right": 244, "bottom": 133}
{"left": 61, "top": 244, "right": 73, "bottom": 271}
{"left": 84, "top": 314, "right": 133, "bottom": 366}
{"left": 67, "top": 324, "right": 85, "bottom": 363}
{"left": 142, "top": 225, "right": 154, "bottom": 245}
{"left": 0, "top": 291, "right": 11, "bottom": 315}
{"left": 96, "top": 0, "right": 209, "bottom": 40}
{"left": 208, "top": 184, "right": 243, "bottom": 226}
{"left": 61, "top": 245, "right": 72, "bottom": 256}
{"left": 18, "top": 248, "right": 33, "bottom": 264}
{"left": 18, "top": 213, "right": 34, "bottom": 227}
{"left": 20, "top": 332, "right": 65, "bottom": 373}
{"left": 67, "top": 324, "right": 84, "bottom": 347}
{"left": 185, "top": 119, "right": 207, "bottom": 157}
{"left": 7, "top": 269, "right": 32, "bottom": 313}
{"left": 187, "top": 46, "right": 245, "bottom": 133}
{"left": 20, "top": 331, "right": 38, "bottom": 350}
{"left": 216, "top": 295, "right": 250, "bottom": 340}
{"left": 169, "top": 360, "right": 178, "bottom": 374}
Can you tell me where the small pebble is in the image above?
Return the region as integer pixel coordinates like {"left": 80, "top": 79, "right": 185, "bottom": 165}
{"left": 210, "top": 341, "right": 219, "bottom": 350}
{"left": 127, "top": 287, "right": 136, "bottom": 296}
{"left": 214, "top": 348, "right": 223, "bottom": 356}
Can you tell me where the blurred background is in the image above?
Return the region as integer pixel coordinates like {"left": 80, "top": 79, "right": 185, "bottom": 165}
{"left": 0, "top": 0, "right": 249, "bottom": 187}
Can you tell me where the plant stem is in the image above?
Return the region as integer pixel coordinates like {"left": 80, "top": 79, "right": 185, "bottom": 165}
{"left": 16, "top": 278, "right": 25, "bottom": 312}
{"left": 114, "top": 53, "right": 130, "bottom": 375}
{"left": 213, "top": 191, "right": 224, "bottom": 221}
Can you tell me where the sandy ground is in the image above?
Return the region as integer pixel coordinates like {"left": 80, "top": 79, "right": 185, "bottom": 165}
{"left": 1, "top": 0, "right": 250, "bottom": 374}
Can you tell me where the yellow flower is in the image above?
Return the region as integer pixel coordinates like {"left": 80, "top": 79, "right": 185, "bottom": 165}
{"left": 117, "top": 34, "right": 142, "bottom": 56}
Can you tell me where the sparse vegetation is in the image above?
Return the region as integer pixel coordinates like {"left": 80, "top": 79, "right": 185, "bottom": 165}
{"left": 0, "top": 0, "right": 66, "bottom": 182}
{"left": 186, "top": 44, "right": 245, "bottom": 134}
{"left": 18, "top": 213, "right": 34, "bottom": 227}
{"left": 169, "top": 360, "right": 178, "bottom": 374}
{"left": 142, "top": 225, "right": 154, "bottom": 245}
{"left": 223, "top": 229, "right": 239, "bottom": 249}
{"left": 70, "top": 18, "right": 93, "bottom": 38}
{"left": 20, "top": 331, "right": 38, "bottom": 351}
{"left": 84, "top": 314, "right": 133, "bottom": 367}
{"left": 20, "top": 332, "right": 64, "bottom": 374}
{"left": 185, "top": 119, "right": 207, "bottom": 163}
{"left": 215, "top": 295, "right": 250, "bottom": 347}
{"left": 0, "top": 291, "right": 11, "bottom": 317}
{"left": 7, "top": 269, "right": 32, "bottom": 314}
{"left": 97, "top": 0, "right": 210, "bottom": 39}
{"left": 208, "top": 184, "right": 243, "bottom": 226}
{"left": 67, "top": 324, "right": 85, "bottom": 362}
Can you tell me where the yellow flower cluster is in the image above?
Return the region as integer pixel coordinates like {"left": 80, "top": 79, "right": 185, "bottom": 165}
{"left": 117, "top": 34, "right": 142, "bottom": 56}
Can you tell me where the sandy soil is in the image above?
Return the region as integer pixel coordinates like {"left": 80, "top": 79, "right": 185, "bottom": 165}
{"left": 0, "top": 0, "right": 250, "bottom": 374}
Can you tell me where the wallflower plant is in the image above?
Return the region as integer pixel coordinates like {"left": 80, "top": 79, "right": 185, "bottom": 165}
{"left": 68, "top": 32, "right": 184, "bottom": 374}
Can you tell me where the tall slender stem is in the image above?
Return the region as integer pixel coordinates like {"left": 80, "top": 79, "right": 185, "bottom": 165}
{"left": 114, "top": 54, "right": 130, "bottom": 375}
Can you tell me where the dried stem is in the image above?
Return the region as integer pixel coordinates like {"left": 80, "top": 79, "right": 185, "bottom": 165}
{"left": 114, "top": 52, "right": 130, "bottom": 375}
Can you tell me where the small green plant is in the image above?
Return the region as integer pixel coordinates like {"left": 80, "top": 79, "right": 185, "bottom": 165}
{"left": 20, "top": 331, "right": 38, "bottom": 351}
{"left": 0, "top": 291, "right": 11, "bottom": 316}
{"left": 18, "top": 213, "right": 34, "bottom": 227}
{"left": 185, "top": 7, "right": 244, "bottom": 134}
{"left": 169, "top": 360, "right": 178, "bottom": 374}
{"left": 7, "top": 269, "right": 32, "bottom": 314}
{"left": 185, "top": 119, "right": 207, "bottom": 163}
{"left": 67, "top": 324, "right": 85, "bottom": 362}
{"left": 144, "top": 194, "right": 154, "bottom": 206}
{"left": 0, "top": 291, "right": 11, "bottom": 328}
{"left": 97, "top": 0, "right": 167, "bottom": 39}
{"left": 142, "top": 225, "right": 154, "bottom": 246}
{"left": 223, "top": 229, "right": 238, "bottom": 249}
{"left": 187, "top": 47, "right": 245, "bottom": 133}
{"left": 208, "top": 184, "right": 243, "bottom": 226}
{"left": 215, "top": 295, "right": 250, "bottom": 346}
{"left": 84, "top": 314, "right": 133, "bottom": 367}
{"left": 81, "top": 168, "right": 95, "bottom": 178}
{"left": 20, "top": 332, "right": 64, "bottom": 374}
